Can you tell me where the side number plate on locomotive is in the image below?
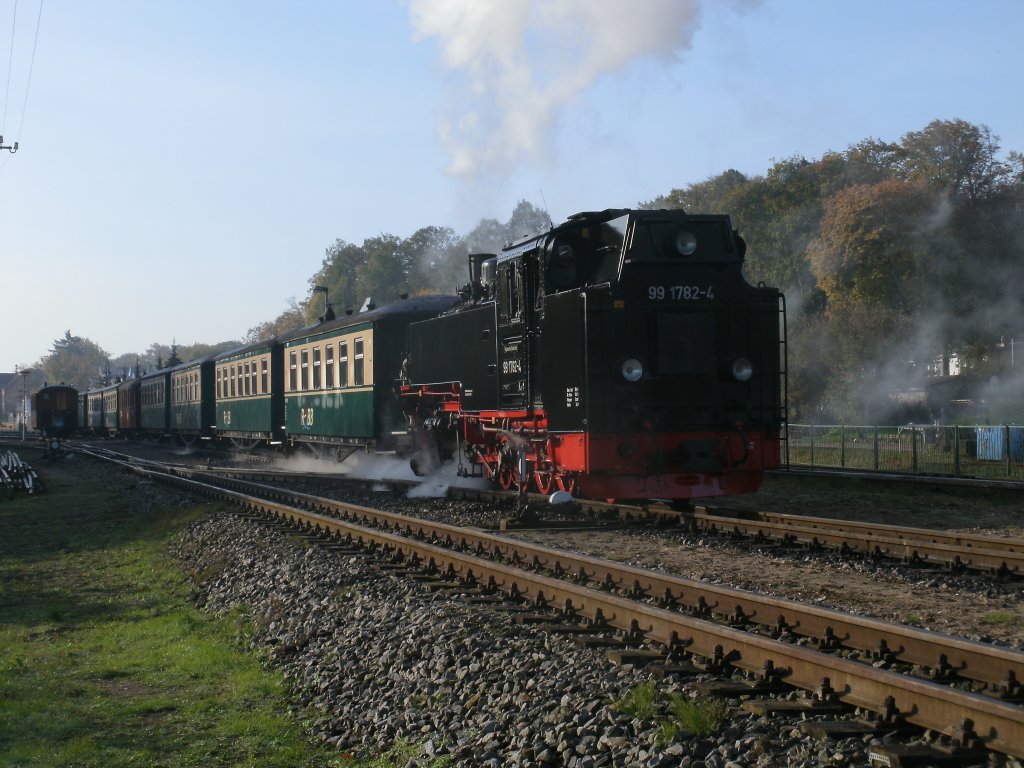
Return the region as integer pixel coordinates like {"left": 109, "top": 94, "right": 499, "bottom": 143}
{"left": 647, "top": 285, "right": 714, "bottom": 301}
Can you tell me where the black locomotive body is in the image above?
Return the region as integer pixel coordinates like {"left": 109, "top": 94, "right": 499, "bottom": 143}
{"left": 399, "top": 208, "right": 786, "bottom": 500}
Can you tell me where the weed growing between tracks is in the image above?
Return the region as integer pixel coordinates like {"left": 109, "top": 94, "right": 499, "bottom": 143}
{"left": 611, "top": 681, "right": 729, "bottom": 746}
{"left": 0, "top": 448, "right": 344, "bottom": 768}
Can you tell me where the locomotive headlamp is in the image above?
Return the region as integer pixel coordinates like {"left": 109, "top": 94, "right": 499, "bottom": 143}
{"left": 674, "top": 230, "right": 698, "bottom": 256}
{"left": 731, "top": 358, "right": 754, "bottom": 382}
{"left": 621, "top": 358, "right": 644, "bottom": 382}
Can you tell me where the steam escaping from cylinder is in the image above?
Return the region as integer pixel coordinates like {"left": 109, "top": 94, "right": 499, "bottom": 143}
{"left": 408, "top": 0, "right": 708, "bottom": 179}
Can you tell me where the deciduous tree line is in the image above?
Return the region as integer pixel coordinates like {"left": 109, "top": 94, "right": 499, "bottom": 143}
{"left": 31, "top": 119, "right": 1023, "bottom": 424}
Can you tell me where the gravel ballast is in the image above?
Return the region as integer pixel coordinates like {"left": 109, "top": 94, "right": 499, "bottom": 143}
{"left": 172, "top": 511, "right": 900, "bottom": 768}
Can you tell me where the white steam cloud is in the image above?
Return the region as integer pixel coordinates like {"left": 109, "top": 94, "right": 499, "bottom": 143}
{"left": 409, "top": 0, "right": 706, "bottom": 179}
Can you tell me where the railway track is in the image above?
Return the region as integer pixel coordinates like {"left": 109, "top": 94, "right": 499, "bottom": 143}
{"left": 683, "top": 504, "right": 1024, "bottom": 577}
{"left": 150, "top": 454, "right": 1024, "bottom": 578}
{"left": 76, "top": 445, "right": 1024, "bottom": 762}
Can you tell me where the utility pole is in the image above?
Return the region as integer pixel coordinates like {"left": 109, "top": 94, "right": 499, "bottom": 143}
{"left": 0, "top": 136, "right": 19, "bottom": 153}
{"left": 16, "top": 366, "right": 32, "bottom": 441}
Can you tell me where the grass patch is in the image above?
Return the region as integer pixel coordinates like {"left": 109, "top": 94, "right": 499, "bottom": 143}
{"left": 981, "top": 611, "right": 1019, "bottom": 625}
{"left": 658, "top": 694, "right": 729, "bottom": 743}
{"left": 610, "top": 681, "right": 659, "bottom": 720}
{"left": 611, "top": 682, "right": 730, "bottom": 746}
{"left": 0, "top": 448, "right": 342, "bottom": 768}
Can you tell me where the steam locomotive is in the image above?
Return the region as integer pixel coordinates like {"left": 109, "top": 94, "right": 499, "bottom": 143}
{"left": 43, "top": 208, "right": 786, "bottom": 502}
{"left": 399, "top": 208, "right": 786, "bottom": 500}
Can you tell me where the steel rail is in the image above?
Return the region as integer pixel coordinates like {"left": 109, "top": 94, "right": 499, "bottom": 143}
{"left": 700, "top": 506, "right": 1024, "bottom": 554}
{"left": 689, "top": 506, "right": 1024, "bottom": 576}
{"left": 178, "top": 467, "right": 1024, "bottom": 699}
{"left": 74, "top": 447, "right": 1024, "bottom": 694}
{"left": 124, "top": 464, "right": 1024, "bottom": 758}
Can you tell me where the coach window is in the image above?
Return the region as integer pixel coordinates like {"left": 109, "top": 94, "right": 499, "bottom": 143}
{"left": 325, "top": 345, "right": 335, "bottom": 388}
{"left": 300, "top": 349, "right": 309, "bottom": 391}
{"left": 289, "top": 352, "right": 297, "bottom": 392}
{"left": 236, "top": 366, "right": 243, "bottom": 398}
{"left": 313, "top": 346, "right": 321, "bottom": 390}
{"left": 339, "top": 341, "right": 349, "bottom": 388}
{"left": 261, "top": 359, "right": 268, "bottom": 394}
{"left": 353, "top": 338, "right": 364, "bottom": 386}
{"left": 241, "top": 363, "right": 248, "bottom": 396}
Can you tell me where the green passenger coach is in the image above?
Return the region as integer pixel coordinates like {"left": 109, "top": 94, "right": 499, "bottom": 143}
{"left": 168, "top": 356, "right": 217, "bottom": 441}
{"left": 214, "top": 339, "right": 285, "bottom": 448}
{"left": 278, "top": 296, "right": 458, "bottom": 457}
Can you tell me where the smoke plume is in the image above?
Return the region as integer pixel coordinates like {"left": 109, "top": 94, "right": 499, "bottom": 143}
{"left": 408, "top": 0, "right": 706, "bottom": 179}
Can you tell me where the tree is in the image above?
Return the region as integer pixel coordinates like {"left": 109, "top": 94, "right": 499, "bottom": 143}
{"left": 40, "top": 331, "right": 110, "bottom": 391}
{"left": 247, "top": 299, "right": 308, "bottom": 342}
{"left": 505, "top": 199, "right": 550, "bottom": 241}
{"left": 405, "top": 225, "right": 466, "bottom": 295}
{"left": 899, "top": 119, "right": 1007, "bottom": 204}
{"left": 166, "top": 341, "right": 182, "bottom": 368}
{"left": 307, "top": 239, "right": 368, "bottom": 321}
{"left": 644, "top": 168, "right": 750, "bottom": 213}
{"left": 807, "top": 179, "right": 934, "bottom": 312}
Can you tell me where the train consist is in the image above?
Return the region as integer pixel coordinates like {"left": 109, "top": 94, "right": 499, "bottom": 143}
{"left": 34, "top": 208, "right": 787, "bottom": 501}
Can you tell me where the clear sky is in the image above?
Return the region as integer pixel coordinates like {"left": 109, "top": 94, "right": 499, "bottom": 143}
{"left": 3, "top": 0, "right": 1022, "bottom": 371}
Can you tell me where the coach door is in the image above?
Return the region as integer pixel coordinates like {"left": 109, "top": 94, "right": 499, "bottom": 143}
{"left": 496, "top": 256, "right": 535, "bottom": 410}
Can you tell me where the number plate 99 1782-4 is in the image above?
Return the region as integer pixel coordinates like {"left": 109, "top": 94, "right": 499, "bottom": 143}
{"left": 647, "top": 285, "right": 714, "bottom": 301}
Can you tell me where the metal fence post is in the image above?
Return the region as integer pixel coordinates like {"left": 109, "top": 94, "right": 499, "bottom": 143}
{"left": 912, "top": 428, "right": 919, "bottom": 473}
{"left": 873, "top": 426, "right": 879, "bottom": 470}
{"left": 810, "top": 424, "right": 815, "bottom": 467}
{"left": 840, "top": 425, "right": 846, "bottom": 468}
{"left": 954, "top": 425, "right": 961, "bottom": 475}
{"left": 1007, "top": 425, "right": 1013, "bottom": 478}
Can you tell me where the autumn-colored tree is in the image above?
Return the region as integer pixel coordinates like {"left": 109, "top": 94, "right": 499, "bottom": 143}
{"left": 807, "top": 179, "right": 935, "bottom": 312}
{"left": 247, "top": 299, "right": 308, "bottom": 343}
{"left": 899, "top": 119, "right": 1006, "bottom": 203}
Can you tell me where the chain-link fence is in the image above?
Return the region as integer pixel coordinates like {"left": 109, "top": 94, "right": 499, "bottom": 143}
{"left": 786, "top": 424, "right": 1024, "bottom": 480}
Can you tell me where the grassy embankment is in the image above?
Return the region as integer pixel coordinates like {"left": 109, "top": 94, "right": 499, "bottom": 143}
{"left": 0, "top": 447, "right": 343, "bottom": 768}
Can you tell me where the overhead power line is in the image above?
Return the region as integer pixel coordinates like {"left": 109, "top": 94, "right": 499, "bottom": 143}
{"left": 2, "top": 0, "right": 17, "bottom": 135}
{"left": 16, "top": 0, "right": 42, "bottom": 140}
{"left": 0, "top": 0, "right": 42, "bottom": 171}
